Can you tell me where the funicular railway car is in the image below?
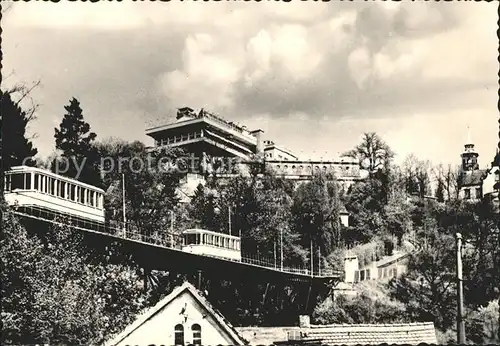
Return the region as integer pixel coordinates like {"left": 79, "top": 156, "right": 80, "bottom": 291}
{"left": 181, "top": 228, "right": 242, "bottom": 261}
{"left": 3, "top": 166, "right": 105, "bottom": 224}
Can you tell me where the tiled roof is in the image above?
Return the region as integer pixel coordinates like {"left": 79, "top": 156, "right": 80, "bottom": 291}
{"left": 300, "top": 322, "right": 437, "bottom": 345}
{"left": 460, "top": 169, "right": 487, "bottom": 186}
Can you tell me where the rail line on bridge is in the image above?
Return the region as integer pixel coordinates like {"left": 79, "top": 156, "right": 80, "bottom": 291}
{"left": 8, "top": 206, "right": 341, "bottom": 281}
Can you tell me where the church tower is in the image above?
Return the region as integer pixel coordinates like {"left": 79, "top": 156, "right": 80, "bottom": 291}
{"left": 461, "top": 126, "right": 479, "bottom": 171}
{"left": 458, "top": 126, "right": 485, "bottom": 202}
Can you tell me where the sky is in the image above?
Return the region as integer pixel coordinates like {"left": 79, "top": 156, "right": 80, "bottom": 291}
{"left": 2, "top": 1, "right": 498, "bottom": 168}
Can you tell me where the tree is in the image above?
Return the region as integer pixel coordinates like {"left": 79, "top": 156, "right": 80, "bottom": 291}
{"left": 389, "top": 223, "right": 458, "bottom": 332}
{"left": 102, "top": 141, "right": 184, "bottom": 238}
{"left": 343, "top": 132, "right": 394, "bottom": 174}
{"left": 313, "top": 282, "right": 407, "bottom": 324}
{"left": 344, "top": 176, "right": 388, "bottom": 244}
{"left": 402, "top": 154, "right": 432, "bottom": 198}
{"left": 189, "top": 184, "right": 222, "bottom": 231}
{"left": 0, "top": 89, "right": 38, "bottom": 171}
{"left": 435, "top": 178, "right": 445, "bottom": 202}
{"left": 433, "top": 164, "right": 460, "bottom": 201}
{"left": 53, "top": 97, "right": 100, "bottom": 186}
{"left": 292, "top": 173, "right": 343, "bottom": 267}
{"left": 1, "top": 202, "right": 147, "bottom": 345}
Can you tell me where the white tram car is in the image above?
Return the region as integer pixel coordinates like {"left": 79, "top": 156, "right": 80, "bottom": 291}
{"left": 3, "top": 166, "right": 105, "bottom": 223}
{"left": 181, "top": 229, "right": 242, "bottom": 261}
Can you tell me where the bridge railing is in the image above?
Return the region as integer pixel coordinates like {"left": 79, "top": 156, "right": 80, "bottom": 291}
{"left": 9, "top": 205, "right": 340, "bottom": 278}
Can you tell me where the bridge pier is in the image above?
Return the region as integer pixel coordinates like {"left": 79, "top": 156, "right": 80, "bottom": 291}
{"left": 305, "top": 280, "right": 312, "bottom": 313}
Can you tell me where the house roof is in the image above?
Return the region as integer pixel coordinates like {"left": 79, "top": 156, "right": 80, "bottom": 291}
{"left": 460, "top": 169, "right": 487, "bottom": 186}
{"left": 104, "top": 281, "right": 248, "bottom": 346}
{"left": 300, "top": 322, "right": 437, "bottom": 345}
{"left": 372, "top": 251, "right": 409, "bottom": 268}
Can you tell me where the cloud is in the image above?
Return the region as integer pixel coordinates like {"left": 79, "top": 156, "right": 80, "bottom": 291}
{"left": 2, "top": 1, "right": 497, "bottom": 166}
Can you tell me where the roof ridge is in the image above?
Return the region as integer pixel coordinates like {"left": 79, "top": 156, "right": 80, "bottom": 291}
{"left": 309, "top": 322, "right": 434, "bottom": 328}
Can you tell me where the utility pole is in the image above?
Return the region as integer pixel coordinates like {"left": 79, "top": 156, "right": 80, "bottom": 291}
{"left": 169, "top": 210, "right": 174, "bottom": 248}
{"left": 318, "top": 247, "right": 321, "bottom": 276}
{"left": 280, "top": 228, "right": 283, "bottom": 272}
{"left": 310, "top": 239, "right": 314, "bottom": 277}
{"left": 228, "top": 205, "right": 232, "bottom": 236}
{"left": 456, "top": 233, "right": 466, "bottom": 344}
{"left": 122, "top": 173, "right": 127, "bottom": 235}
{"left": 274, "top": 241, "right": 277, "bottom": 269}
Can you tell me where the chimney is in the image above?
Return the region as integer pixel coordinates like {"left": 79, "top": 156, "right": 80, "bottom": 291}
{"left": 250, "top": 129, "right": 264, "bottom": 154}
{"left": 177, "top": 107, "right": 195, "bottom": 120}
{"left": 299, "top": 315, "right": 310, "bottom": 328}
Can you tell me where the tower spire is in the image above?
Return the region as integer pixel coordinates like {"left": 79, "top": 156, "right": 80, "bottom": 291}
{"left": 466, "top": 125, "right": 472, "bottom": 145}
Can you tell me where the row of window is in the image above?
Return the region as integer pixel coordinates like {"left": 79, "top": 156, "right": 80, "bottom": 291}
{"left": 155, "top": 132, "right": 202, "bottom": 146}
{"left": 273, "top": 164, "right": 351, "bottom": 172}
{"left": 4, "top": 172, "right": 104, "bottom": 210}
{"left": 463, "top": 187, "right": 481, "bottom": 200}
{"left": 354, "top": 266, "right": 399, "bottom": 282}
{"left": 265, "top": 152, "right": 291, "bottom": 160}
{"left": 184, "top": 233, "right": 241, "bottom": 250}
{"left": 175, "top": 324, "right": 201, "bottom": 345}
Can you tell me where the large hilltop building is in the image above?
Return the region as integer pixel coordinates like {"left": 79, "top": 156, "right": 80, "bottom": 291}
{"left": 145, "top": 107, "right": 362, "bottom": 195}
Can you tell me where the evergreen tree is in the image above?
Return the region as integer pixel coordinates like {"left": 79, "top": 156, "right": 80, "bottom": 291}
{"left": 0, "top": 90, "right": 38, "bottom": 170}
{"left": 53, "top": 97, "right": 99, "bottom": 185}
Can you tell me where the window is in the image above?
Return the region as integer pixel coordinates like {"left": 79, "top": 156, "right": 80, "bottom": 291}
{"left": 464, "top": 189, "right": 471, "bottom": 200}
{"left": 11, "top": 173, "right": 25, "bottom": 190}
{"left": 174, "top": 324, "right": 184, "bottom": 346}
{"left": 354, "top": 270, "right": 359, "bottom": 283}
{"left": 78, "top": 187, "right": 85, "bottom": 204}
{"left": 4, "top": 175, "right": 11, "bottom": 192}
{"left": 96, "top": 193, "right": 102, "bottom": 209}
{"left": 365, "top": 269, "right": 371, "bottom": 280}
{"left": 475, "top": 188, "right": 481, "bottom": 199}
{"left": 192, "top": 324, "right": 201, "bottom": 345}
{"left": 70, "top": 184, "right": 76, "bottom": 201}
{"left": 360, "top": 270, "right": 365, "bottom": 281}
{"left": 25, "top": 173, "right": 32, "bottom": 190}
{"left": 185, "top": 234, "right": 197, "bottom": 245}
{"left": 90, "top": 191, "right": 94, "bottom": 206}
{"left": 34, "top": 174, "right": 39, "bottom": 191}
{"left": 58, "top": 181, "right": 65, "bottom": 198}
{"left": 393, "top": 267, "right": 398, "bottom": 277}
{"left": 50, "top": 178, "right": 56, "bottom": 195}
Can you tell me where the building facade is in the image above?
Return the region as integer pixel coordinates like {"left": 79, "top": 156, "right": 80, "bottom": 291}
{"left": 343, "top": 251, "right": 408, "bottom": 284}
{"left": 145, "top": 107, "right": 362, "bottom": 190}
{"left": 105, "top": 281, "right": 248, "bottom": 346}
{"left": 457, "top": 130, "right": 489, "bottom": 202}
